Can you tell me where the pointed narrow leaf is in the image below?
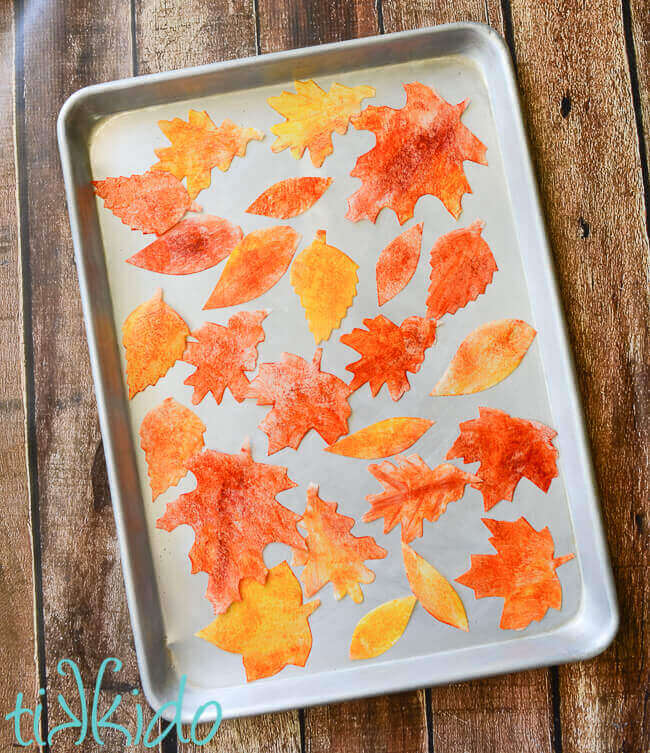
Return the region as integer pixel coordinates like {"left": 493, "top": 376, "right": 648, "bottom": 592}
{"left": 376, "top": 223, "right": 423, "bottom": 306}
{"left": 247, "top": 177, "right": 332, "bottom": 218}
{"left": 326, "top": 417, "right": 434, "bottom": 459}
{"left": 349, "top": 596, "right": 416, "bottom": 660}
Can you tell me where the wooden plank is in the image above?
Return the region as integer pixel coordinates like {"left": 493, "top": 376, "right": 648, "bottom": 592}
{"left": 507, "top": 1, "right": 650, "bottom": 752}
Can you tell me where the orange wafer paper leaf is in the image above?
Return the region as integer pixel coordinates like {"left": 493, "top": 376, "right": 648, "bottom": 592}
{"left": 426, "top": 220, "right": 497, "bottom": 320}
{"left": 341, "top": 315, "right": 436, "bottom": 401}
{"left": 126, "top": 215, "right": 243, "bottom": 275}
{"left": 325, "top": 417, "right": 434, "bottom": 459}
{"left": 122, "top": 289, "right": 189, "bottom": 399}
{"left": 364, "top": 455, "right": 480, "bottom": 543}
{"left": 204, "top": 225, "right": 300, "bottom": 309}
{"left": 182, "top": 310, "right": 268, "bottom": 405}
{"left": 349, "top": 596, "right": 416, "bottom": 660}
{"left": 402, "top": 542, "right": 468, "bottom": 631}
{"left": 291, "top": 230, "right": 359, "bottom": 343}
{"left": 347, "top": 82, "right": 487, "bottom": 224}
{"left": 376, "top": 223, "right": 423, "bottom": 306}
{"left": 197, "top": 561, "right": 319, "bottom": 681}
{"left": 447, "top": 407, "right": 558, "bottom": 511}
{"left": 93, "top": 171, "right": 199, "bottom": 235}
{"left": 456, "top": 517, "right": 574, "bottom": 630}
{"left": 152, "top": 110, "right": 264, "bottom": 199}
{"left": 247, "top": 177, "right": 332, "bottom": 219}
{"left": 292, "top": 483, "right": 387, "bottom": 603}
{"left": 432, "top": 319, "right": 536, "bottom": 396}
{"left": 247, "top": 348, "right": 352, "bottom": 454}
{"left": 157, "top": 442, "right": 305, "bottom": 614}
{"left": 268, "top": 79, "right": 375, "bottom": 167}
{"left": 139, "top": 398, "right": 205, "bottom": 500}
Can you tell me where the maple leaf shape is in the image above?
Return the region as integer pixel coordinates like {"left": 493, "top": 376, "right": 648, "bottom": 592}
{"left": 246, "top": 348, "right": 352, "bottom": 454}
{"left": 446, "top": 407, "right": 559, "bottom": 510}
{"left": 376, "top": 223, "right": 423, "bottom": 306}
{"left": 292, "top": 483, "right": 387, "bottom": 603}
{"left": 426, "top": 219, "right": 498, "bottom": 320}
{"left": 157, "top": 441, "right": 305, "bottom": 614}
{"left": 349, "top": 596, "right": 416, "bottom": 660}
{"left": 247, "top": 177, "right": 332, "bottom": 219}
{"left": 268, "top": 79, "right": 375, "bottom": 167}
{"left": 152, "top": 110, "right": 263, "bottom": 199}
{"left": 456, "top": 517, "right": 574, "bottom": 630}
{"left": 181, "top": 310, "right": 268, "bottom": 405}
{"left": 291, "top": 230, "right": 359, "bottom": 343}
{"left": 347, "top": 82, "right": 487, "bottom": 224}
{"left": 197, "top": 561, "right": 319, "bottom": 681}
{"left": 139, "top": 398, "right": 205, "bottom": 500}
{"left": 325, "top": 417, "right": 434, "bottom": 459}
{"left": 364, "top": 455, "right": 480, "bottom": 543}
{"left": 341, "top": 315, "right": 436, "bottom": 401}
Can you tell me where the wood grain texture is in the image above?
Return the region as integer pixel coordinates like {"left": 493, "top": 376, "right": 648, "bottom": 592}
{"left": 629, "top": 0, "right": 649, "bottom": 171}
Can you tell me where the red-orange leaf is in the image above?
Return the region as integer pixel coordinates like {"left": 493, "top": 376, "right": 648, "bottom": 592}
{"left": 456, "top": 517, "right": 574, "bottom": 630}
{"left": 446, "top": 407, "right": 559, "bottom": 511}
{"left": 426, "top": 220, "right": 497, "bottom": 319}
{"left": 182, "top": 310, "right": 267, "bottom": 405}
{"left": 376, "top": 223, "right": 423, "bottom": 306}
{"left": 341, "top": 315, "right": 436, "bottom": 401}
{"left": 246, "top": 348, "right": 352, "bottom": 454}
{"left": 247, "top": 177, "right": 332, "bottom": 218}
{"left": 157, "top": 440, "right": 305, "bottom": 614}
{"left": 347, "top": 82, "right": 487, "bottom": 224}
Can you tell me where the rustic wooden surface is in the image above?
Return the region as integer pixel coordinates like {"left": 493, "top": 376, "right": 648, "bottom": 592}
{"left": 3, "top": 1, "right": 648, "bottom": 752}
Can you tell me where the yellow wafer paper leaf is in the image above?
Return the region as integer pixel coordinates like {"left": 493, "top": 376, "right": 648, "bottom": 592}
{"left": 349, "top": 596, "right": 416, "bottom": 660}
{"left": 326, "top": 417, "right": 434, "bottom": 459}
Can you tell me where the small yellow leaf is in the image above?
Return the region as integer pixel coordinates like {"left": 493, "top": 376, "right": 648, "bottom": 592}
{"left": 326, "top": 417, "right": 434, "bottom": 459}
{"left": 349, "top": 596, "right": 416, "bottom": 660}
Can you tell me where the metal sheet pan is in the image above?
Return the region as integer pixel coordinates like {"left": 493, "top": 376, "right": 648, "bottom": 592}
{"left": 57, "top": 23, "right": 618, "bottom": 722}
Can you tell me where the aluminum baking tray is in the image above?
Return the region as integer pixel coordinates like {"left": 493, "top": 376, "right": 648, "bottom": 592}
{"left": 58, "top": 23, "right": 618, "bottom": 721}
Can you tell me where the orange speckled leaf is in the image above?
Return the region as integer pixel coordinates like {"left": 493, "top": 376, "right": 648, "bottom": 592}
{"left": 93, "top": 171, "right": 199, "bottom": 235}
{"left": 341, "top": 315, "right": 436, "bottom": 401}
{"left": 157, "top": 441, "right": 305, "bottom": 614}
{"left": 447, "top": 407, "right": 559, "bottom": 510}
{"left": 291, "top": 230, "right": 359, "bottom": 343}
{"left": 139, "top": 398, "right": 205, "bottom": 500}
{"left": 456, "top": 517, "right": 574, "bottom": 630}
{"left": 432, "top": 319, "right": 536, "bottom": 396}
{"left": 402, "top": 542, "right": 468, "bottom": 631}
{"left": 376, "top": 223, "right": 423, "bottom": 306}
{"left": 126, "top": 215, "right": 243, "bottom": 275}
{"left": 152, "top": 110, "right": 263, "bottom": 199}
{"left": 247, "top": 348, "right": 352, "bottom": 454}
{"left": 364, "top": 455, "right": 480, "bottom": 543}
{"left": 347, "top": 82, "right": 487, "bottom": 224}
{"left": 292, "top": 483, "right": 387, "bottom": 603}
{"left": 349, "top": 596, "right": 416, "bottom": 660}
{"left": 268, "top": 79, "right": 375, "bottom": 167}
{"left": 197, "top": 561, "right": 319, "bottom": 681}
{"left": 122, "top": 289, "right": 189, "bottom": 399}
{"left": 204, "top": 225, "right": 300, "bottom": 309}
{"left": 326, "top": 417, "right": 434, "bottom": 459}
{"left": 182, "top": 310, "right": 268, "bottom": 405}
{"left": 247, "top": 177, "right": 332, "bottom": 218}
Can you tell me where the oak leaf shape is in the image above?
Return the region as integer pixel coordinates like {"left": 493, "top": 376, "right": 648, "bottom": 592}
{"left": 376, "top": 223, "right": 423, "bottom": 306}
{"left": 349, "top": 596, "right": 416, "bottom": 660}
{"left": 325, "top": 417, "right": 434, "bottom": 459}
{"left": 247, "top": 177, "right": 332, "bottom": 218}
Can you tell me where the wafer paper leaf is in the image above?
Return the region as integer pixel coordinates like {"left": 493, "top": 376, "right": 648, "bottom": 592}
{"left": 139, "top": 398, "right": 205, "bottom": 500}
{"left": 341, "top": 315, "right": 436, "bottom": 401}
{"left": 152, "top": 110, "right": 264, "bottom": 198}
{"left": 347, "top": 82, "right": 487, "bottom": 224}
{"left": 325, "top": 417, "right": 434, "bottom": 459}
{"left": 349, "top": 596, "right": 416, "bottom": 660}
{"left": 122, "top": 289, "right": 189, "bottom": 399}
{"left": 456, "top": 517, "right": 574, "bottom": 630}
{"left": 376, "top": 223, "right": 423, "bottom": 306}
{"left": 291, "top": 230, "right": 359, "bottom": 343}
{"left": 247, "top": 349, "right": 352, "bottom": 454}
{"left": 204, "top": 226, "right": 300, "bottom": 309}
{"left": 402, "top": 542, "right": 468, "bottom": 631}
{"left": 364, "top": 455, "right": 479, "bottom": 543}
{"left": 426, "top": 220, "right": 497, "bottom": 319}
{"left": 157, "top": 441, "right": 305, "bottom": 614}
{"left": 197, "top": 561, "right": 319, "bottom": 681}
{"left": 126, "top": 215, "right": 243, "bottom": 274}
{"left": 182, "top": 310, "right": 268, "bottom": 405}
{"left": 268, "top": 79, "right": 375, "bottom": 167}
{"left": 93, "top": 171, "right": 199, "bottom": 235}
{"left": 447, "top": 407, "right": 558, "bottom": 510}
{"left": 247, "top": 177, "right": 333, "bottom": 218}
{"left": 432, "top": 319, "right": 536, "bottom": 396}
